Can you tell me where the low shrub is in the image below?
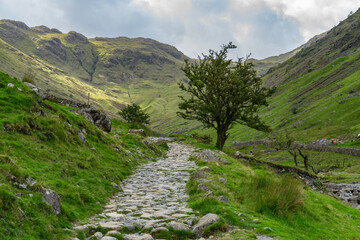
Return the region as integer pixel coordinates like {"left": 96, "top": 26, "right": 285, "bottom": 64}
{"left": 247, "top": 174, "right": 303, "bottom": 217}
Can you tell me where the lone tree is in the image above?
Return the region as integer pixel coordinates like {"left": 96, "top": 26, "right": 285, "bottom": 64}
{"left": 178, "top": 43, "right": 275, "bottom": 149}
{"left": 119, "top": 103, "right": 150, "bottom": 125}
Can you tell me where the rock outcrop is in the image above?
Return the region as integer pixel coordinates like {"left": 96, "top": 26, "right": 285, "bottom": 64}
{"left": 75, "top": 108, "right": 112, "bottom": 132}
{"left": 192, "top": 213, "right": 219, "bottom": 237}
{"left": 42, "top": 188, "right": 61, "bottom": 215}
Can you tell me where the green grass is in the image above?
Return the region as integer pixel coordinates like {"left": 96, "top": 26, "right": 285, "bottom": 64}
{"left": 0, "top": 72, "right": 164, "bottom": 239}
{"left": 187, "top": 146, "right": 360, "bottom": 239}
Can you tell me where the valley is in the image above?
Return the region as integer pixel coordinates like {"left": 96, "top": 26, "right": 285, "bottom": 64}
{"left": 1, "top": 6, "right": 360, "bottom": 240}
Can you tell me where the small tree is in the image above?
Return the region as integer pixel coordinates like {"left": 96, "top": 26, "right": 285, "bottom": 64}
{"left": 118, "top": 103, "right": 150, "bottom": 124}
{"left": 271, "top": 130, "right": 298, "bottom": 166}
{"left": 178, "top": 43, "right": 275, "bottom": 149}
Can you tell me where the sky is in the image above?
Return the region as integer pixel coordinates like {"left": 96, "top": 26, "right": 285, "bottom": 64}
{"left": 0, "top": 0, "right": 359, "bottom": 59}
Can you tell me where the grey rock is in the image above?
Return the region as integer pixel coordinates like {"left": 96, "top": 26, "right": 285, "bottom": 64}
{"left": 23, "top": 82, "right": 36, "bottom": 88}
{"left": 26, "top": 177, "right": 36, "bottom": 186}
{"left": 128, "top": 129, "right": 146, "bottom": 137}
{"left": 197, "top": 184, "right": 211, "bottom": 193}
{"left": 73, "top": 225, "right": 89, "bottom": 231}
{"left": 93, "top": 231, "right": 103, "bottom": 238}
{"left": 192, "top": 213, "right": 219, "bottom": 237}
{"left": 192, "top": 170, "right": 206, "bottom": 179}
{"left": 42, "top": 188, "right": 61, "bottom": 215}
{"left": 218, "top": 158, "right": 230, "bottom": 164}
{"left": 234, "top": 151, "right": 244, "bottom": 158}
{"left": 18, "top": 183, "right": 27, "bottom": 189}
{"left": 200, "top": 167, "right": 212, "bottom": 172}
{"left": 218, "top": 177, "right": 227, "bottom": 183}
{"left": 24, "top": 82, "right": 42, "bottom": 96}
{"left": 141, "top": 139, "right": 156, "bottom": 149}
{"left": 147, "top": 137, "right": 174, "bottom": 145}
{"left": 217, "top": 196, "right": 230, "bottom": 203}
{"left": 7, "top": 83, "right": 15, "bottom": 88}
{"left": 124, "top": 224, "right": 136, "bottom": 231}
{"left": 76, "top": 108, "right": 112, "bottom": 132}
{"left": 168, "top": 221, "right": 190, "bottom": 231}
{"left": 105, "top": 230, "right": 121, "bottom": 236}
{"left": 101, "top": 237, "right": 118, "bottom": 240}
{"left": 74, "top": 142, "right": 197, "bottom": 238}
{"left": 139, "top": 234, "right": 153, "bottom": 240}
{"left": 192, "top": 149, "right": 217, "bottom": 161}
{"left": 78, "top": 132, "right": 86, "bottom": 142}
{"left": 19, "top": 208, "right": 26, "bottom": 221}
{"left": 111, "top": 182, "right": 121, "bottom": 190}
{"left": 150, "top": 227, "right": 168, "bottom": 234}
{"left": 17, "top": 87, "right": 22, "bottom": 92}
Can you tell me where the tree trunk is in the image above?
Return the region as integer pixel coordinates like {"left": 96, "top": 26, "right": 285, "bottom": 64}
{"left": 298, "top": 148, "right": 309, "bottom": 171}
{"left": 216, "top": 127, "right": 229, "bottom": 150}
{"left": 288, "top": 150, "right": 298, "bottom": 166}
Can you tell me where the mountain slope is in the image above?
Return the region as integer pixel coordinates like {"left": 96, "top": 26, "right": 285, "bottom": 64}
{"left": 249, "top": 32, "right": 327, "bottom": 77}
{"left": 0, "top": 71, "right": 165, "bottom": 239}
{"left": 217, "top": 9, "right": 360, "bottom": 144}
{"left": 0, "top": 19, "right": 192, "bottom": 133}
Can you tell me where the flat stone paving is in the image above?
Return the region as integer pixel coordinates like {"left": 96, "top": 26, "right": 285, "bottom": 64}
{"left": 77, "top": 142, "right": 197, "bottom": 239}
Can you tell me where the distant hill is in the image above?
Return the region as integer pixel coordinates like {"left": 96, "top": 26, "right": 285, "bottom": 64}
{"left": 249, "top": 32, "right": 327, "bottom": 77}
{"left": 0, "top": 19, "right": 191, "bottom": 133}
{"left": 1, "top": 10, "right": 359, "bottom": 141}
{"left": 224, "top": 9, "right": 360, "bottom": 143}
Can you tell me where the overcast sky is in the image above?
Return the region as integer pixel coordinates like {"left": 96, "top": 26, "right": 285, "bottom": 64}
{"left": 0, "top": 0, "right": 359, "bottom": 59}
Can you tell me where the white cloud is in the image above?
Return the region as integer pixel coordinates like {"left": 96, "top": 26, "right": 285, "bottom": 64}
{"left": 0, "top": 0, "right": 359, "bottom": 59}
{"left": 131, "top": 0, "right": 192, "bottom": 18}
{"left": 263, "top": 0, "right": 359, "bottom": 40}
{"left": 0, "top": 0, "right": 65, "bottom": 29}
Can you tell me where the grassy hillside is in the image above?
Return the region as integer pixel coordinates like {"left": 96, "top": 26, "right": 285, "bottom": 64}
{"left": 0, "top": 19, "right": 197, "bottom": 134}
{"left": 0, "top": 19, "right": 299, "bottom": 136}
{"left": 185, "top": 142, "right": 360, "bottom": 239}
{"left": 188, "top": 9, "right": 360, "bottom": 146}
{"left": 0, "top": 72, "right": 165, "bottom": 239}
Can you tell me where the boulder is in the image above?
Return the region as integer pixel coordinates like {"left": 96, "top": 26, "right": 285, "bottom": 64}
{"left": 200, "top": 166, "right": 212, "bottom": 172}
{"left": 197, "top": 184, "right": 212, "bottom": 193}
{"left": 23, "top": 82, "right": 42, "bottom": 96}
{"left": 128, "top": 129, "right": 146, "bottom": 136}
{"left": 234, "top": 151, "right": 244, "bottom": 158}
{"left": 92, "top": 231, "right": 103, "bottom": 239}
{"left": 167, "top": 221, "right": 190, "bottom": 231}
{"left": 76, "top": 108, "right": 112, "bottom": 132}
{"left": 7, "top": 83, "right": 15, "bottom": 88}
{"left": 42, "top": 188, "right": 61, "bottom": 215}
{"left": 217, "top": 196, "right": 230, "bottom": 203}
{"left": 192, "top": 150, "right": 217, "bottom": 161}
{"left": 192, "top": 213, "right": 219, "bottom": 237}
{"left": 218, "top": 177, "right": 227, "bottom": 183}
{"left": 26, "top": 177, "right": 36, "bottom": 186}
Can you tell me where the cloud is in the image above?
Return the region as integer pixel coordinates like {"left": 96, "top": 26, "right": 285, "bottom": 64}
{"left": 0, "top": 0, "right": 358, "bottom": 59}
{"left": 263, "top": 0, "right": 359, "bottom": 40}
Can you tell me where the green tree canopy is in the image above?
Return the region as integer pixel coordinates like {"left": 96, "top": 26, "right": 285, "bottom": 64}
{"left": 119, "top": 103, "right": 150, "bottom": 125}
{"left": 177, "top": 43, "right": 275, "bottom": 149}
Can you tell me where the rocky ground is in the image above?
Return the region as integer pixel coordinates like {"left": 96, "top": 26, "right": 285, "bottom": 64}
{"left": 74, "top": 141, "right": 199, "bottom": 239}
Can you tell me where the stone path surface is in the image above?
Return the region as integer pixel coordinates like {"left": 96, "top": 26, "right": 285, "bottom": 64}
{"left": 75, "top": 141, "right": 197, "bottom": 240}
